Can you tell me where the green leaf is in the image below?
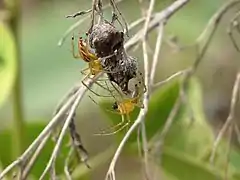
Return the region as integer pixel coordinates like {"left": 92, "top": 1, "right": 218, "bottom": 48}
{"left": 0, "top": 22, "right": 16, "bottom": 107}
{"left": 164, "top": 77, "right": 213, "bottom": 157}
{"left": 162, "top": 147, "right": 226, "bottom": 180}
{"left": 0, "top": 121, "right": 70, "bottom": 178}
{"left": 100, "top": 76, "right": 240, "bottom": 180}
{"left": 99, "top": 78, "right": 180, "bottom": 143}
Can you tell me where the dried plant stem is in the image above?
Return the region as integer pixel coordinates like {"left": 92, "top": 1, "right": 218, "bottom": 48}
{"left": 224, "top": 125, "right": 233, "bottom": 180}
{"left": 64, "top": 147, "right": 74, "bottom": 180}
{"left": 58, "top": 0, "right": 124, "bottom": 46}
{"left": 150, "top": 22, "right": 164, "bottom": 86}
{"left": 139, "top": 0, "right": 156, "bottom": 178}
{"left": 21, "top": 133, "right": 50, "bottom": 180}
{"left": 210, "top": 72, "right": 240, "bottom": 163}
{"left": 40, "top": 75, "right": 101, "bottom": 179}
{"left": 153, "top": 69, "right": 190, "bottom": 88}
{"left": 0, "top": 74, "right": 102, "bottom": 180}
{"left": 105, "top": 1, "right": 189, "bottom": 179}
{"left": 196, "top": 0, "right": 240, "bottom": 45}
{"left": 148, "top": 0, "right": 240, "bottom": 162}
{"left": 125, "top": 0, "right": 188, "bottom": 50}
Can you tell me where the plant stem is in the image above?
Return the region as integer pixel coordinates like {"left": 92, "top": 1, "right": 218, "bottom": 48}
{"left": 5, "top": 0, "right": 25, "bottom": 158}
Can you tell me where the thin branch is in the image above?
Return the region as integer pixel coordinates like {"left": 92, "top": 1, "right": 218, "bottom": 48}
{"left": 150, "top": 22, "right": 164, "bottom": 86}
{"left": 0, "top": 1, "right": 191, "bottom": 179}
{"left": 196, "top": 0, "right": 240, "bottom": 44}
{"left": 105, "top": 0, "right": 189, "bottom": 179}
{"left": 193, "top": 0, "right": 240, "bottom": 70}
{"left": 210, "top": 72, "right": 240, "bottom": 163}
{"left": 0, "top": 74, "right": 102, "bottom": 180}
{"left": 146, "top": 0, "right": 240, "bottom": 169}
{"left": 139, "top": 0, "right": 156, "bottom": 178}
{"left": 58, "top": 0, "right": 124, "bottom": 46}
{"left": 150, "top": 93, "right": 182, "bottom": 154}
{"left": 39, "top": 76, "right": 99, "bottom": 179}
{"left": 153, "top": 69, "right": 190, "bottom": 88}
{"left": 21, "top": 133, "right": 50, "bottom": 180}
{"left": 124, "top": 0, "right": 189, "bottom": 50}
{"left": 148, "top": 1, "right": 240, "bottom": 157}
{"left": 224, "top": 125, "right": 232, "bottom": 180}
{"left": 105, "top": 108, "right": 148, "bottom": 180}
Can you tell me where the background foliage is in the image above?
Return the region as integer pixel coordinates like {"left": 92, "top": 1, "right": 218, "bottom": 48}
{"left": 0, "top": 0, "right": 240, "bottom": 179}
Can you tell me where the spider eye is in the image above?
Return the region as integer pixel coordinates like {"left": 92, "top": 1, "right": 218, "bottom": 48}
{"left": 112, "top": 102, "right": 118, "bottom": 110}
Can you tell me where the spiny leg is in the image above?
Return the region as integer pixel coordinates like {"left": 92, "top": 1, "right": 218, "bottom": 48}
{"left": 71, "top": 35, "right": 81, "bottom": 58}
{"left": 80, "top": 67, "right": 90, "bottom": 76}
{"left": 95, "top": 114, "right": 129, "bottom": 136}
{"left": 80, "top": 69, "right": 115, "bottom": 97}
{"left": 82, "top": 80, "right": 113, "bottom": 97}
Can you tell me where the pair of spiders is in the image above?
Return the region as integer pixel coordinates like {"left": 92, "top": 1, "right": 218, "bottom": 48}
{"left": 71, "top": 34, "right": 145, "bottom": 135}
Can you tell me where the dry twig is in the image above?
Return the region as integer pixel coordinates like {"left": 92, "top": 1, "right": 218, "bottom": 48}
{"left": 105, "top": 1, "right": 189, "bottom": 179}
{"left": 0, "top": 74, "right": 102, "bottom": 179}
{"left": 210, "top": 72, "right": 240, "bottom": 164}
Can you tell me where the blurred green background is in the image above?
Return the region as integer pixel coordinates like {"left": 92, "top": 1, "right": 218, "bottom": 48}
{"left": 1, "top": 0, "right": 240, "bottom": 179}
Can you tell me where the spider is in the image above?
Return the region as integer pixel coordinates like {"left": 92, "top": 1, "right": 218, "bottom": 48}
{"left": 71, "top": 35, "right": 102, "bottom": 76}
{"left": 71, "top": 34, "right": 115, "bottom": 97}
{"left": 227, "top": 10, "right": 240, "bottom": 52}
{"left": 95, "top": 73, "right": 146, "bottom": 135}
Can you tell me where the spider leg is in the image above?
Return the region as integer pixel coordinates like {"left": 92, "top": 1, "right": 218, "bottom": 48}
{"left": 80, "top": 69, "right": 115, "bottom": 96}
{"left": 109, "top": 0, "right": 128, "bottom": 36}
{"left": 95, "top": 114, "right": 129, "bottom": 136}
{"left": 82, "top": 80, "right": 113, "bottom": 97}
{"left": 80, "top": 67, "right": 90, "bottom": 75}
{"left": 71, "top": 35, "right": 81, "bottom": 58}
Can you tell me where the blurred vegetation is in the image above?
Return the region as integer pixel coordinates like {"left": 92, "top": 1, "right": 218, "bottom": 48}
{"left": 0, "top": 0, "right": 240, "bottom": 179}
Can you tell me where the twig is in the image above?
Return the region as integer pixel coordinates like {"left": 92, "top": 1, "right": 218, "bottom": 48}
{"left": 196, "top": 0, "right": 240, "bottom": 45}
{"left": 124, "top": 0, "right": 189, "bottom": 50}
{"left": 53, "top": 83, "right": 82, "bottom": 115}
{"left": 58, "top": 0, "right": 124, "bottom": 46}
{"left": 64, "top": 147, "right": 74, "bottom": 180}
{"left": 139, "top": 0, "right": 156, "bottom": 178}
{"left": 153, "top": 69, "right": 190, "bottom": 88}
{"left": 210, "top": 72, "right": 240, "bottom": 164}
{"left": 105, "top": 108, "right": 148, "bottom": 180}
{"left": 150, "top": 22, "right": 164, "bottom": 86}
{"left": 0, "top": 74, "right": 102, "bottom": 180}
{"left": 127, "top": 16, "right": 146, "bottom": 32}
{"left": 194, "top": 0, "right": 240, "bottom": 70}
{"left": 21, "top": 133, "right": 50, "bottom": 180}
{"left": 109, "top": 0, "right": 129, "bottom": 35}
{"left": 149, "top": 0, "right": 240, "bottom": 157}
{"left": 39, "top": 75, "right": 99, "bottom": 179}
{"left": 68, "top": 115, "right": 89, "bottom": 167}
{"left": 150, "top": 90, "right": 183, "bottom": 154}
{"left": 105, "top": 0, "right": 189, "bottom": 179}
{"left": 227, "top": 10, "right": 240, "bottom": 52}
{"left": 224, "top": 125, "right": 233, "bottom": 180}
{"left": 66, "top": 9, "right": 92, "bottom": 18}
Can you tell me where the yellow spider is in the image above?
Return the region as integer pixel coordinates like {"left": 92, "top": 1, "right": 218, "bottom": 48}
{"left": 71, "top": 35, "right": 102, "bottom": 76}
{"left": 96, "top": 76, "right": 146, "bottom": 135}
